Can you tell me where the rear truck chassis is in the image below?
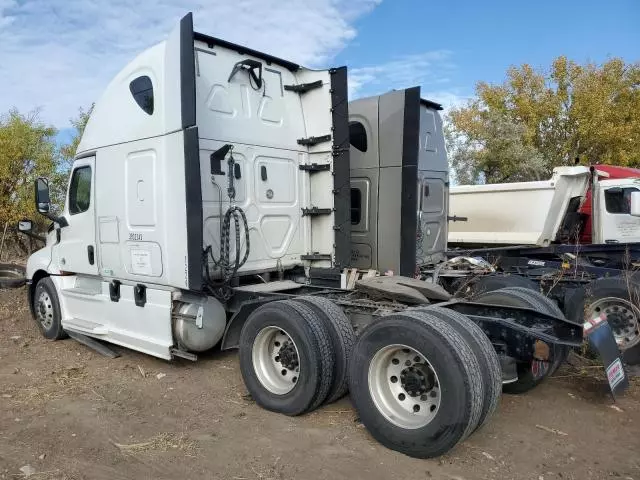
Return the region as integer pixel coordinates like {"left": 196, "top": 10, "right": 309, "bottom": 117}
{"left": 213, "top": 280, "right": 587, "bottom": 457}
{"left": 438, "top": 242, "right": 640, "bottom": 362}
{"left": 222, "top": 289, "right": 582, "bottom": 362}
{"left": 24, "top": 273, "right": 592, "bottom": 458}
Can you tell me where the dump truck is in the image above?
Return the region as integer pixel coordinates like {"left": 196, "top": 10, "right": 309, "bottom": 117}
{"left": 17, "top": 13, "right": 623, "bottom": 459}
{"left": 445, "top": 166, "right": 640, "bottom": 363}
{"left": 449, "top": 166, "right": 640, "bottom": 247}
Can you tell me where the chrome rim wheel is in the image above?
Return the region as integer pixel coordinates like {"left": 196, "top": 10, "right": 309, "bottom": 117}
{"left": 587, "top": 297, "right": 640, "bottom": 350}
{"left": 368, "top": 344, "right": 441, "bottom": 429}
{"left": 36, "top": 291, "right": 54, "bottom": 330}
{"left": 252, "top": 326, "right": 300, "bottom": 394}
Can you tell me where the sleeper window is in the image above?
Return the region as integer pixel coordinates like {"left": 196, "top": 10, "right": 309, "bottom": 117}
{"left": 129, "top": 76, "right": 154, "bottom": 115}
{"left": 68, "top": 166, "right": 92, "bottom": 215}
{"left": 349, "top": 121, "right": 368, "bottom": 152}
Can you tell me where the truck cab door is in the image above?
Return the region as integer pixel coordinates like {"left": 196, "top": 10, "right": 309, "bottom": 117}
{"left": 596, "top": 180, "right": 640, "bottom": 244}
{"left": 53, "top": 157, "right": 98, "bottom": 275}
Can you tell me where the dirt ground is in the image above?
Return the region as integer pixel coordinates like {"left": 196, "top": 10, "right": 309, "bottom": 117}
{"left": 0, "top": 287, "right": 639, "bottom": 480}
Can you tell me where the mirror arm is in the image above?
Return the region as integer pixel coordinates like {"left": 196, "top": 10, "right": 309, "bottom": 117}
{"left": 42, "top": 213, "right": 68, "bottom": 228}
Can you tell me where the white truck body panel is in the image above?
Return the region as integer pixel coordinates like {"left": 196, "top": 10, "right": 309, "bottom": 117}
{"left": 593, "top": 178, "right": 640, "bottom": 244}
{"left": 449, "top": 166, "right": 591, "bottom": 246}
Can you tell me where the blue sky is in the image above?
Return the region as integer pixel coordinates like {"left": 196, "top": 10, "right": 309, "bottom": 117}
{"left": 340, "top": 0, "right": 640, "bottom": 105}
{"left": 0, "top": 0, "right": 637, "bottom": 148}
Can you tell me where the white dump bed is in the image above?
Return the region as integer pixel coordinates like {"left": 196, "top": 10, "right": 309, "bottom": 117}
{"left": 448, "top": 166, "right": 591, "bottom": 246}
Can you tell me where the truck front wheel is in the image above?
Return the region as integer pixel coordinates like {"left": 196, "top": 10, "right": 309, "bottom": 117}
{"left": 32, "top": 277, "right": 66, "bottom": 340}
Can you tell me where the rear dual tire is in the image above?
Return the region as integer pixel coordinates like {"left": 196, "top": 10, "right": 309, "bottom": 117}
{"left": 348, "top": 310, "right": 485, "bottom": 458}
{"left": 416, "top": 306, "right": 502, "bottom": 431}
{"left": 473, "top": 287, "right": 568, "bottom": 394}
{"left": 238, "top": 297, "right": 356, "bottom": 416}
{"left": 239, "top": 300, "right": 335, "bottom": 416}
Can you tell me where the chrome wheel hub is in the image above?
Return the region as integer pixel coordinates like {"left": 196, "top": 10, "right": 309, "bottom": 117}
{"left": 368, "top": 344, "right": 441, "bottom": 429}
{"left": 252, "top": 326, "right": 300, "bottom": 395}
{"left": 36, "top": 291, "right": 54, "bottom": 329}
{"left": 588, "top": 297, "right": 640, "bottom": 350}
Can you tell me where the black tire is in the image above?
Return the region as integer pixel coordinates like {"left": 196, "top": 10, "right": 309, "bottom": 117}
{"left": 239, "top": 300, "right": 335, "bottom": 416}
{"left": 473, "top": 288, "right": 553, "bottom": 394}
{"left": 0, "top": 263, "right": 26, "bottom": 289}
{"left": 349, "top": 311, "right": 484, "bottom": 458}
{"left": 502, "top": 286, "right": 570, "bottom": 375}
{"left": 416, "top": 306, "right": 501, "bottom": 431}
{"left": 579, "top": 277, "right": 640, "bottom": 365}
{"left": 457, "top": 274, "right": 538, "bottom": 298}
{"left": 32, "top": 277, "right": 66, "bottom": 340}
{"left": 294, "top": 296, "right": 356, "bottom": 404}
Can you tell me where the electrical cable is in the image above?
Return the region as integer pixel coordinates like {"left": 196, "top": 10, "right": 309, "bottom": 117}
{"left": 203, "top": 146, "right": 250, "bottom": 300}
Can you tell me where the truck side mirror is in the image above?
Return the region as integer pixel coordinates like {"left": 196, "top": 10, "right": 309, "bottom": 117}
{"left": 630, "top": 191, "right": 640, "bottom": 217}
{"left": 18, "top": 219, "right": 32, "bottom": 232}
{"left": 33, "top": 178, "right": 68, "bottom": 228}
{"left": 35, "top": 178, "right": 51, "bottom": 214}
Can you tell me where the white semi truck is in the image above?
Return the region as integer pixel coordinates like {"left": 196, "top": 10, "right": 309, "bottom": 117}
{"left": 18, "top": 13, "right": 621, "bottom": 458}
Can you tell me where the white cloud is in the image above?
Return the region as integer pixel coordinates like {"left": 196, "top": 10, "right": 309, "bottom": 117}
{"left": 0, "top": 0, "right": 380, "bottom": 127}
{"left": 348, "top": 51, "right": 470, "bottom": 112}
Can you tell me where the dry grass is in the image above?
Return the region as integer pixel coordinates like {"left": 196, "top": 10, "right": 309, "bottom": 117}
{"left": 112, "top": 432, "right": 198, "bottom": 456}
{"left": 4, "top": 365, "right": 89, "bottom": 407}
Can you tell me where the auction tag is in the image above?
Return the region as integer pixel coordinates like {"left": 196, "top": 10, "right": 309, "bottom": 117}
{"left": 606, "top": 358, "right": 625, "bottom": 391}
{"left": 585, "top": 319, "right": 629, "bottom": 398}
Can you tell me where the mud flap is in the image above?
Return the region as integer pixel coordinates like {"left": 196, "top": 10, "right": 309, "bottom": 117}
{"left": 584, "top": 317, "right": 629, "bottom": 398}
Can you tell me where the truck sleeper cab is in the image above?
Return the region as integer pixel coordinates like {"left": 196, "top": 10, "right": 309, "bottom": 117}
{"left": 25, "top": 12, "right": 350, "bottom": 360}
{"left": 21, "top": 15, "right": 595, "bottom": 459}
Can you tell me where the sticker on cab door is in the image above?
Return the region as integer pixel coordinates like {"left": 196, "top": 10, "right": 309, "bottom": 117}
{"left": 131, "top": 249, "right": 152, "bottom": 276}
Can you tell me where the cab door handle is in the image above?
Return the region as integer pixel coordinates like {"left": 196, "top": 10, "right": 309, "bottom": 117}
{"left": 87, "top": 245, "right": 95, "bottom": 265}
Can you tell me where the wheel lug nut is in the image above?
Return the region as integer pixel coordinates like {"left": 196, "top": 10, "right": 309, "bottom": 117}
{"left": 398, "top": 393, "right": 406, "bottom": 401}
{"left": 390, "top": 376, "right": 398, "bottom": 383}
{"left": 405, "top": 360, "right": 411, "bottom": 366}
{"left": 392, "top": 358, "right": 399, "bottom": 365}
{"left": 281, "top": 369, "right": 287, "bottom": 376}
{"left": 420, "top": 394, "right": 428, "bottom": 401}
{"left": 414, "top": 356, "right": 420, "bottom": 363}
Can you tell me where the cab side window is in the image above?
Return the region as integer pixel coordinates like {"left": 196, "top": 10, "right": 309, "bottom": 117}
{"left": 69, "top": 166, "right": 92, "bottom": 215}
{"left": 605, "top": 187, "right": 639, "bottom": 214}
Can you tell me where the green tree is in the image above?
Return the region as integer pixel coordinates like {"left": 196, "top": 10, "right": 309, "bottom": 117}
{"left": 0, "top": 109, "right": 58, "bottom": 226}
{"left": 448, "top": 57, "right": 640, "bottom": 184}
{"left": 59, "top": 104, "right": 93, "bottom": 172}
